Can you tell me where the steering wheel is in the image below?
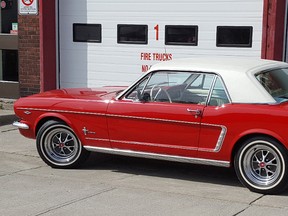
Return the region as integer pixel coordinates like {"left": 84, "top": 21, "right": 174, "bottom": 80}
{"left": 150, "top": 85, "right": 172, "bottom": 103}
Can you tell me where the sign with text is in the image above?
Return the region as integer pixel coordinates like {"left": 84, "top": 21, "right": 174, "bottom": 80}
{"left": 140, "top": 52, "right": 173, "bottom": 72}
{"left": 18, "top": 0, "right": 38, "bottom": 15}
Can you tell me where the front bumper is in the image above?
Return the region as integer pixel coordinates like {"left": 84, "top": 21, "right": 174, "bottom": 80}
{"left": 12, "top": 121, "right": 29, "bottom": 130}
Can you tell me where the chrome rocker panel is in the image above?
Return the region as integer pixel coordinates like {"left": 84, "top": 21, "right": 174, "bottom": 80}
{"left": 84, "top": 146, "right": 230, "bottom": 168}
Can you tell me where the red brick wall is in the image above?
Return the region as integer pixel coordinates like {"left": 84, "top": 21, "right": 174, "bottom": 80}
{"left": 18, "top": 15, "right": 40, "bottom": 97}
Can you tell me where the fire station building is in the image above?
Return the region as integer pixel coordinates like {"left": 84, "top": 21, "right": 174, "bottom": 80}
{"left": 0, "top": 0, "right": 287, "bottom": 99}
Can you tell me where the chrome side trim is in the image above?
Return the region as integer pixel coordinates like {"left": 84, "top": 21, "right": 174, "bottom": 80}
{"left": 12, "top": 121, "right": 29, "bottom": 130}
{"left": 17, "top": 107, "right": 201, "bottom": 126}
{"left": 17, "top": 108, "right": 106, "bottom": 117}
{"left": 86, "top": 137, "right": 109, "bottom": 142}
{"left": 214, "top": 125, "right": 227, "bottom": 152}
{"left": 107, "top": 113, "right": 200, "bottom": 126}
{"left": 18, "top": 107, "right": 227, "bottom": 152}
{"left": 85, "top": 137, "right": 198, "bottom": 151}
{"left": 84, "top": 146, "right": 230, "bottom": 168}
{"left": 199, "top": 124, "right": 227, "bottom": 152}
{"left": 16, "top": 108, "right": 199, "bottom": 125}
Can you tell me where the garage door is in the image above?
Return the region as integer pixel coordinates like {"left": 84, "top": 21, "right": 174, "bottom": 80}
{"left": 58, "top": 0, "right": 264, "bottom": 88}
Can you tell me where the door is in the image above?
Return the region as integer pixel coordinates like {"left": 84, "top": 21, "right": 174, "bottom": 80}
{"left": 198, "top": 76, "right": 231, "bottom": 153}
{"left": 58, "top": 0, "right": 263, "bottom": 89}
{"left": 107, "top": 71, "right": 215, "bottom": 158}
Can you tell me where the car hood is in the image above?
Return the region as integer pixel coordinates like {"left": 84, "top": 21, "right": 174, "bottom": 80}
{"left": 28, "top": 87, "right": 127, "bottom": 100}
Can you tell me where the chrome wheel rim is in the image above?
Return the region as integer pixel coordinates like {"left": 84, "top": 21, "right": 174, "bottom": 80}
{"left": 241, "top": 142, "right": 283, "bottom": 188}
{"left": 43, "top": 127, "right": 80, "bottom": 164}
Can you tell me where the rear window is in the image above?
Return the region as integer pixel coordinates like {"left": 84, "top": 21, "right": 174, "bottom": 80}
{"left": 256, "top": 68, "right": 288, "bottom": 103}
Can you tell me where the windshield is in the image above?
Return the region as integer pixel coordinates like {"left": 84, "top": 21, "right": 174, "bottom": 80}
{"left": 256, "top": 67, "right": 288, "bottom": 103}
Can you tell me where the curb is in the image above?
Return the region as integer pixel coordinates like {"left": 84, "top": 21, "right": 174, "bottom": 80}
{"left": 0, "top": 98, "right": 16, "bottom": 110}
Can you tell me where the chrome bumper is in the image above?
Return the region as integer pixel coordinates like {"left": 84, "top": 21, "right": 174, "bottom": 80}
{"left": 12, "top": 121, "right": 29, "bottom": 130}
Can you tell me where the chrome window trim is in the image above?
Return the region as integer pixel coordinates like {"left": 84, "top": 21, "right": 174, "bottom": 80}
{"left": 84, "top": 146, "right": 230, "bottom": 168}
{"left": 116, "top": 71, "right": 151, "bottom": 100}
{"left": 205, "top": 75, "right": 217, "bottom": 106}
{"left": 209, "top": 74, "right": 232, "bottom": 104}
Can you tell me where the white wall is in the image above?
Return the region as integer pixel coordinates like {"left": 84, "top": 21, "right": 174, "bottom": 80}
{"left": 58, "top": 0, "right": 264, "bottom": 88}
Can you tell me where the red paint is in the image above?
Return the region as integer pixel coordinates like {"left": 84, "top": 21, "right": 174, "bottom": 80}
{"left": 13, "top": 85, "right": 288, "bottom": 163}
{"left": 154, "top": 24, "right": 159, "bottom": 41}
{"left": 262, "top": 0, "right": 286, "bottom": 61}
{"left": 22, "top": 0, "right": 34, "bottom": 6}
{"left": 39, "top": 0, "right": 56, "bottom": 92}
{"left": 260, "top": 162, "right": 265, "bottom": 168}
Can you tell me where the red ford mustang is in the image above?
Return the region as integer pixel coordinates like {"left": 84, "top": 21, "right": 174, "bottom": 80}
{"left": 13, "top": 57, "right": 288, "bottom": 194}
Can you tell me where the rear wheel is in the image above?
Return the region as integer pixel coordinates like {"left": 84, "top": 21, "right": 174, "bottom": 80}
{"left": 36, "top": 120, "right": 89, "bottom": 168}
{"left": 234, "top": 136, "right": 288, "bottom": 194}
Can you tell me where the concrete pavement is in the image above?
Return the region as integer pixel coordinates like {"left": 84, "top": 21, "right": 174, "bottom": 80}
{"left": 1, "top": 122, "right": 288, "bottom": 215}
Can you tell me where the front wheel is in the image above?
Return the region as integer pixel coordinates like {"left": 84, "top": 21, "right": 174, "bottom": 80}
{"left": 36, "top": 120, "right": 89, "bottom": 168}
{"left": 234, "top": 136, "right": 288, "bottom": 194}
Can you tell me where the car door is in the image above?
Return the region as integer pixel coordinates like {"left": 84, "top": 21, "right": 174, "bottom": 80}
{"left": 107, "top": 71, "right": 215, "bottom": 158}
{"left": 198, "top": 76, "right": 231, "bottom": 153}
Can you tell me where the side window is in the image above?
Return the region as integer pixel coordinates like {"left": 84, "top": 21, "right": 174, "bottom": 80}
{"left": 256, "top": 68, "right": 288, "bottom": 103}
{"left": 125, "top": 72, "right": 190, "bottom": 102}
{"left": 184, "top": 74, "right": 214, "bottom": 104}
{"left": 208, "top": 77, "right": 230, "bottom": 106}
{"left": 125, "top": 71, "right": 215, "bottom": 104}
{"left": 125, "top": 76, "right": 150, "bottom": 100}
{"left": 189, "top": 74, "right": 214, "bottom": 89}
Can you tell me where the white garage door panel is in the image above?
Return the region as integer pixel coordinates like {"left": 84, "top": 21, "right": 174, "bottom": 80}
{"left": 59, "top": 0, "right": 263, "bottom": 88}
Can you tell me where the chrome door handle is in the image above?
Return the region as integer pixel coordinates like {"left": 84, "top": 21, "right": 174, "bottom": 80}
{"left": 187, "top": 108, "right": 202, "bottom": 117}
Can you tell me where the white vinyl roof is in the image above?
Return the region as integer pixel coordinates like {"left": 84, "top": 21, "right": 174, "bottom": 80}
{"left": 149, "top": 57, "right": 288, "bottom": 103}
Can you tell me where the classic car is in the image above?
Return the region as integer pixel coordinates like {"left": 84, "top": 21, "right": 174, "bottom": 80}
{"left": 13, "top": 57, "right": 288, "bottom": 194}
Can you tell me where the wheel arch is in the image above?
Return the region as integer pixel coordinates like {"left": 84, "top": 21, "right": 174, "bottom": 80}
{"left": 231, "top": 132, "right": 287, "bottom": 168}
{"left": 34, "top": 113, "right": 72, "bottom": 137}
